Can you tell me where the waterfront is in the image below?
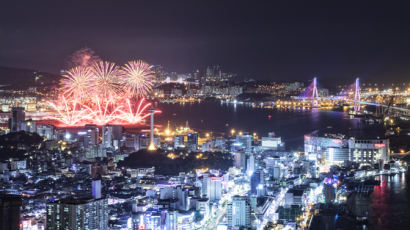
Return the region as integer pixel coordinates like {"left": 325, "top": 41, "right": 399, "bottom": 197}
{"left": 369, "top": 173, "right": 410, "bottom": 230}
{"left": 156, "top": 100, "right": 384, "bottom": 150}
{"left": 156, "top": 100, "right": 410, "bottom": 229}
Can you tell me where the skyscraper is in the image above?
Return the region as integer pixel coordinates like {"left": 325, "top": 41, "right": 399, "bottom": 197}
{"left": 174, "top": 135, "right": 185, "bottom": 149}
{"left": 236, "top": 133, "right": 253, "bottom": 154}
{"left": 46, "top": 197, "right": 108, "bottom": 230}
{"left": 84, "top": 124, "right": 99, "bottom": 148}
{"left": 201, "top": 173, "right": 211, "bottom": 199}
{"left": 227, "top": 195, "right": 251, "bottom": 229}
{"left": 37, "top": 124, "right": 56, "bottom": 140}
{"left": 102, "top": 125, "right": 123, "bottom": 149}
{"left": 8, "top": 107, "right": 25, "bottom": 132}
{"left": 234, "top": 151, "right": 246, "bottom": 171}
{"left": 0, "top": 194, "right": 22, "bottom": 230}
{"left": 246, "top": 153, "right": 255, "bottom": 176}
{"left": 209, "top": 177, "right": 222, "bottom": 202}
{"left": 187, "top": 133, "right": 198, "bottom": 151}
{"left": 250, "top": 169, "right": 264, "bottom": 195}
{"left": 46, "top": 181, "right": 108, "bottom": 230}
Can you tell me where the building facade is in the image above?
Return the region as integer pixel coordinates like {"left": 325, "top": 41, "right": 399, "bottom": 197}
{"left": 227, "top": 195, "right": 251, "bottom": 229}
{"left": 46, "top": 197, "right": 108, "bottom": 230}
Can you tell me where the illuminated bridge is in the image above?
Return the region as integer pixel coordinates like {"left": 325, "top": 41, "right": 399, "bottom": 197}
{"left": 294, "top": 77, "right": 410, "bottom": 117}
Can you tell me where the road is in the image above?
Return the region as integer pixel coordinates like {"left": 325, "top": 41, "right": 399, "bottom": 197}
{"left": 199, "top": 177, "right": 250, "bottom": 229}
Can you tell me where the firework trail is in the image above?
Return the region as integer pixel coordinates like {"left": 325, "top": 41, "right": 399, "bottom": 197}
{"left": 83, "top": 97, "right": 123, "bottom": 125}
{"left": 47, "top": 96, "right": 89, "bottom": 126}
{"left": 122, "top": 60, "right": 155, "bottom": 97}
{"left": 117, "top": 98, "right": 158, "bottom": 124}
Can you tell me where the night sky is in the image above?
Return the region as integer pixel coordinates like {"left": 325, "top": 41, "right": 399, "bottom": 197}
{"left": 1, "top": 0, "right": 410, "bottom": 84}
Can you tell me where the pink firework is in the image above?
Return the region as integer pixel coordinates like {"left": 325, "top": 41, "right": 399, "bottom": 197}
{"left": 60, "top": 66, "right": 94, "bottom": 101}
{"left": 50, "top": 53, "right": 161, "bottom": 126}
{"left": 122, "top": 60, "right": 155, "bottom": 97}
{"left": 47, "top": 96, "right": 89, "bottom": 126}
{"left": 83, "top": 97, "right": 123, "bottom": 125}
{"left": 91, "top": 61, "right": 123, "bottom": 99}
{"left": 117, "top": 98, "right": 159, "bottom": 124}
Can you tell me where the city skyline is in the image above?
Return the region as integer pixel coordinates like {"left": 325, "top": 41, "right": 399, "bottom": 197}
{"left": 1, "top": 1, "right": 410, "bottom": 230}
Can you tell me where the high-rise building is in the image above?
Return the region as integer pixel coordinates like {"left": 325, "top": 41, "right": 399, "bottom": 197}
{"left": 209, "top": 177, "right": 222, "bottom": 202}
{"left": 37, "top": 124, "right": 56, "bottom": 140}
{"left": 174, "top": 135, "right": 185, "bottom": 149}
{"left": 102, "top": 125, "right": 123, "bottom": 149}
{"left": 236, "top": 133, "right": 253, "bottom": 153}
{"left": 273, "top": 166, "right": 281, "bottom": 179}
{"left": 176, "top": 186, "right": 190, "bottom": 211}
{"left": 124, "top": 133, "right": 139, "bottom": 152}
{"left": 46, "top": 181, "right": 108, "bottom": 230}
{"left": 21, "top": 119, "right": 36, "bottom": 132}
{"left": 250, "top": 170, "right": 264, "bottom": 195}
{"left": 0, "top": 194, "right": 22, "bottom": 230}
{"left": 8, "top": 107, "right": 25, "bottom": 132}
{"left": 166, "top": 210, "right": 178, "bottom": 230}
{"left": 234, "top": 151, "right": 246, "bottom": 171}
{"left": 201, "top": 141, "right": 211, "bottom": 152}
{"left": 246, "top": 153, "right": 255, "bottom": 175}
{"left": 196, "top": 198, "right": 210, "bottom": 218}
{"left": 139, "top": 208, "right": 194, "bottom": 230}
{"left": 227, "top": 195, "right": 251, "bottom": 229}
{"left": 323, "top": 183, "right": 336, "bottom": 203}
{"left": 46, "top": 197, "right": 108, "bottom": 230}
{"left": 201, "top": 174, "right": 211, "bottom": 199}
{"left": 85, "top": 144, "right": 107, "bottom": 159}
{"left": 84, "top": 124, "right": 99, "bottom": 148}
{"left": 187, "top": 133, "right": 198, "bottom": 151}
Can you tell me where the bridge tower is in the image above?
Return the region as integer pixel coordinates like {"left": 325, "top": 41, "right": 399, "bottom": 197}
{"left": 311, "top": 77, "right": 319, "bottom": 108}
{"left": 353, "top": 78, "right": 361, "bottom": 113}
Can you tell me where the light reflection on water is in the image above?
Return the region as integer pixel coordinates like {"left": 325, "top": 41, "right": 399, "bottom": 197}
{"left": 156, "top": 101, "right": 408, "bottom": 229}
{"left": 156, "top": 101, "right": 379, "bottom": 150}
{"left": 370, "top": 173, "right": 410, "bottom": 230}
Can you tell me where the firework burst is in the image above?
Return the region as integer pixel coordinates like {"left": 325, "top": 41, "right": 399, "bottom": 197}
{"left": 60, "top": 66, "right": 94, "bottom": 101}
{"left": 122, "top": 60, "right": 155, "bottom": 97}
{"left": 91, "top": 61, "right": 123, "bottom": 99}
{"left": 48, "top": 54, "right": 159, "bottom": 126}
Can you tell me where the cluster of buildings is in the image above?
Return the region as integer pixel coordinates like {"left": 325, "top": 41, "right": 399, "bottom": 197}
{"left": 150, "top": 65, "right": 315, "bottom": 102}
{"left": 0, "top": 103, "right": 298, "bottom": 229}
{"left": 0, "top": 108, "right": 405, "bottom": 230}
